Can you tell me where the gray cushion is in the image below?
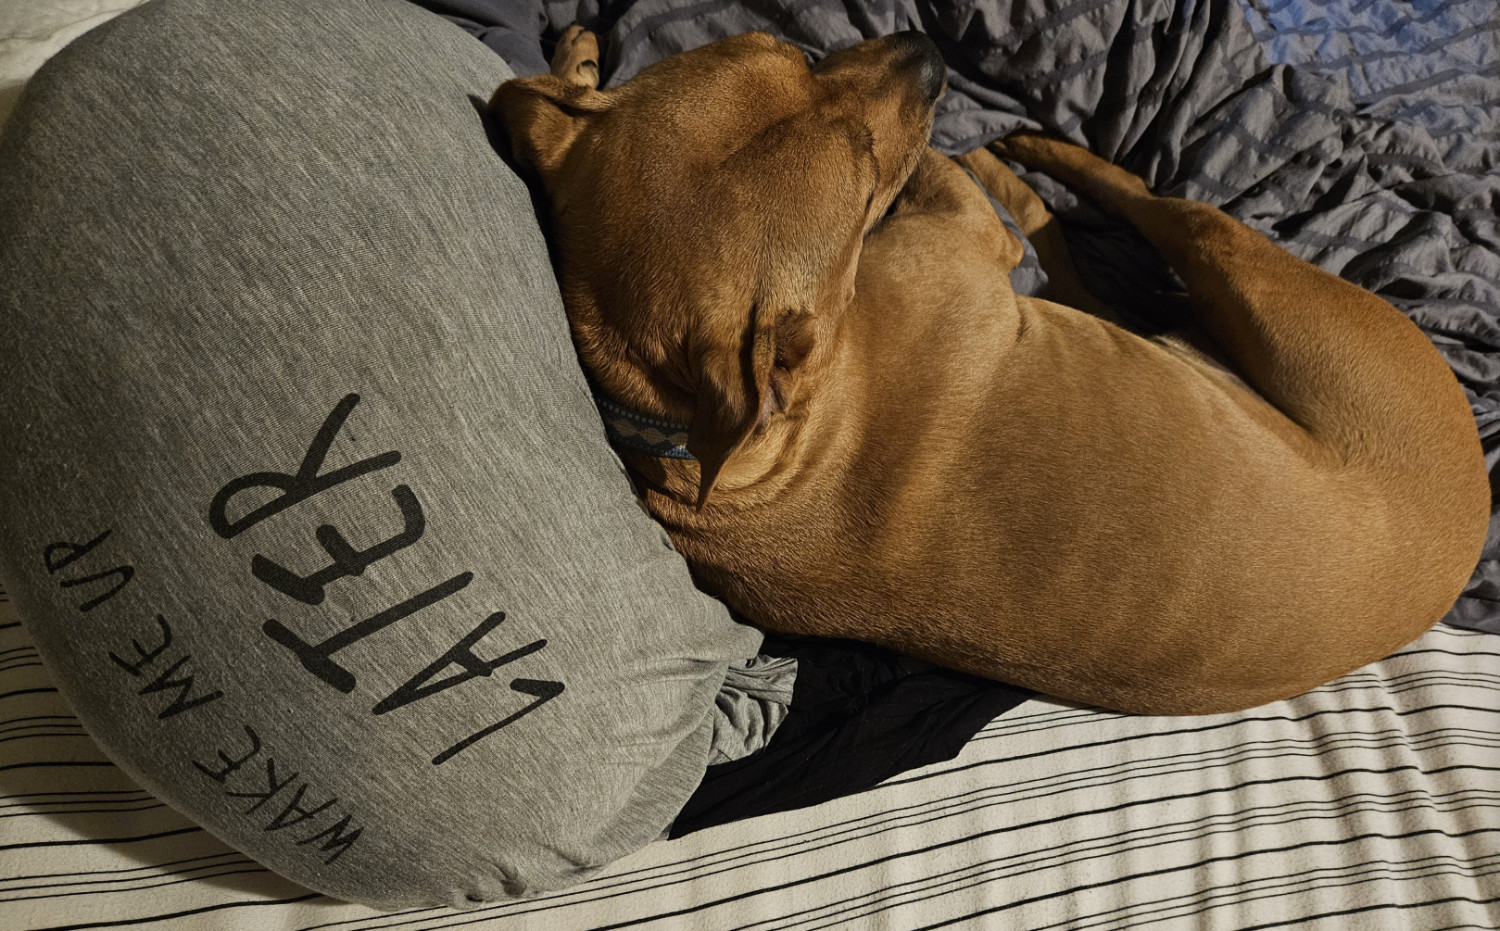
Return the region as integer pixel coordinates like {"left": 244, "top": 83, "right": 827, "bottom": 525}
{"left": 0, "top": 0, "right": 764, "bottom": 909}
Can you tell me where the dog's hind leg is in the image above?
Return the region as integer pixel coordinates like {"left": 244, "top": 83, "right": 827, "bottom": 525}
{"left": 551, "top": 25, "right": 600, "bottom": 89}
{"left": 994, "top": 132, "right": 1487, "bottom": 589}
{"left": 956, "top": 146, "right": 1122, "bottom": 324}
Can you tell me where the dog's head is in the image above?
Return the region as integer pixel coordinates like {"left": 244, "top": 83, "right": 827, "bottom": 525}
{"left": 494, "top": 30, "right": 945, "bottom": 506}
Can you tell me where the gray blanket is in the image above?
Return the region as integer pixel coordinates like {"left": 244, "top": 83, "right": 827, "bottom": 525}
{"left": 429, "top": 0, "right": 1500, "bottom": 633}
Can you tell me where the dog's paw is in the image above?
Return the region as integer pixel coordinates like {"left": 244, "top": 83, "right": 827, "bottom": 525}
{"left": 551, "top": 24, "right": 601, "bottom": 89}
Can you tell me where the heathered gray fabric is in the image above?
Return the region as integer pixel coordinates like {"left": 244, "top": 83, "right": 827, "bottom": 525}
{"left": 0, "top": 0, "right": 772, "bottom": 909}
{"left": 708, "top": 654, "right": 795, "bottom": 765}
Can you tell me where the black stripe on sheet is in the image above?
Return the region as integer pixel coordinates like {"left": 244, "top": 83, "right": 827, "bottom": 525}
{"left": 33, "top": 892, "right": 326, "bottom": 931}
{"left": 284, "top": 801, "right": 1486, "bottom": 930}
{"left": 1236, "top": 671, "right": 1498, "bottom": 699}
{"left": 581, "top": 780, "right": 1500, "bottom": 911}
{"left": 0, "top": 715, "right": 86, "bottom": 729}
{"left": 977, "top": 709, "right": 1100, "bottom": 737}
{"left": 979, "top": 693, "right": 1498, "bottom": 744}
{"left": 0, "top": 799, "right": 167, "bottom": 819}
{"left": 1027, "top": 858, "right": 1500, "bottom": 931}
{"left": 431, "top": 764, "right": 1500, "bottom": 929}
{"left": 0, "top": 851, "right": 251, "bottom": 886}
{"left": 893, "top": 702, "right": 1500, "bottom": 786}
{"left": 0, "top": 723, "right": 86, "bottom": 742}
{"left": 293, "top": 909, "right": 451, "bottom": 931}
{"left": 1, "top": 790, "right": 152, "bottom": 802}
{"left": 0, "top": 687, "right": 59, "bottom": 701}
{"left": 250, "top": 716, "right": 1500, "bottom": 927}
{"left": 1342, "top": 0, "right": 1389, "bottom": 20}
{"left": 0, "top": 761, "right": 115, "bottom": 775}
{"left": 1198, "top": 111, "right": 1329, "bottom": 160}
{"left": 967, "top": 726, "right": 1500, "bottom": 789}
{"left": 1161, "top": 863, "right": 1500, "bottom": 931}
{"left": 0, "top": 715, "right": 81, "bottom": 731}
{"left": 974, "top": 672, "right": 1500, "bottom": 743}
{"left": 906, "top": 827, "right": 1500, "bottom": 931}
{"left": 621, "top": 829, "right": 1500, "bottom": 931}
{"left": 1, "top": 825, "right": 202, "bottom": 852}
{"left": 799, "top": 857, "right": 1500, "bottom": 930}
{"left": 1, "top": 799, "right": 171, "bottom": 825}
{"left": 571, "top": 701, "right": 1500, "bottom": 886}
{"left": 928, "top": 742, "right": 1500, "bottom": 813}
{"left": 754, "top": 798, "right": 1500, "bottom": 930}
{"left": 3, "top": 619, "right": 1489, "bottom": 928}
{"left": 1232, "top": 893, "right": 1500, "bottom": 931}
{"left": 5, "top": 864, "right": 276, "bottom": 904}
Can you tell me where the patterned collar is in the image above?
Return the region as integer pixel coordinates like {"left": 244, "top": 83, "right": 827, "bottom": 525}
{"left": 592, "top": 391, "right": 696, "bottom": 460}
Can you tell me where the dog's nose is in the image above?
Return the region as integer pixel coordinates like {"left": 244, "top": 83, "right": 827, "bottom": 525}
{"left": 888, "top": 30, "right": 946, "bottom": 102}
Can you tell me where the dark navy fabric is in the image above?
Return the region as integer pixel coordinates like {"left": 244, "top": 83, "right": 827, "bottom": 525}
{"left": 672, "top": 635, "right": 1033, "bottom": 837}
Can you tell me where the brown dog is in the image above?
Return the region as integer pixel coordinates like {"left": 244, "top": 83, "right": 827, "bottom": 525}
{"left": 492, "top": 27, "right": 1489, "bottom": 714}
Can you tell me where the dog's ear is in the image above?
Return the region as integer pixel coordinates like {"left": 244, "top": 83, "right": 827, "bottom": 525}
{"left": 688, "top": 311, "right": 776, "bottom": 511}
{"left": 489, "top": 75, "right": 609, "bottom": 181}
{"left": 688, "top": 309, "right": 816, "bottom": 509}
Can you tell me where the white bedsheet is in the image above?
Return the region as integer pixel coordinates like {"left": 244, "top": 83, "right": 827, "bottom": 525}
{"left": 4, "top": 578, "right": 1498, "bottom": 930}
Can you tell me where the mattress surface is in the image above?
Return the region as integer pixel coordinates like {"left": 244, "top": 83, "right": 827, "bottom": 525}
{"left": 4, "top": 579, "right": 1498, "bottom": 929}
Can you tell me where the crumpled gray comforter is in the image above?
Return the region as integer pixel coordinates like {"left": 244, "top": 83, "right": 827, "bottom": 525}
{"left": 428, "top": 0, "right": 1500, "bottom": 633}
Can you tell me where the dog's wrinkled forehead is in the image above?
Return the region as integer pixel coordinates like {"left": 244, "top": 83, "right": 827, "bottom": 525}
{"left": 579, "top": 32, "right": 934, "bottom": 273}
{"left": 571, "top": 36, "right": 879, "bottom": 284}
{"left": 594, "top": 38, "right": 863, "bottom": 197}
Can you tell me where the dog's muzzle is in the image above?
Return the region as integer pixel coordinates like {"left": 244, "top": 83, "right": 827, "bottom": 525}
{"left": 888, "top": 30, "right": 947, "bottom": 102}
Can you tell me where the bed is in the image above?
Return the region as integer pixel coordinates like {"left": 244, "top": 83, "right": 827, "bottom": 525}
{"left": 3, "top": 0, "right": 1498, "bottom": 928}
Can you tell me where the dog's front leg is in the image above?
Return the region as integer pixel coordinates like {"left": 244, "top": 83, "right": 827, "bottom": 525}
{"left": 881, "top": 148, "right": 1026, "bottom": 271}
{"left": 956, "top": 146, "right": 1121, "bottom": 323}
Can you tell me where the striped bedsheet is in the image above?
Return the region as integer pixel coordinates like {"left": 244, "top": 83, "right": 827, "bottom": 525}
{"left": 5, "top": 583, "right": 1498, "bottom": 929}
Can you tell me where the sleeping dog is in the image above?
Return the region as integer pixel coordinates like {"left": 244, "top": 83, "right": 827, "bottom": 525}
{"left": 491, "top": 27, "right": 1488, "bottom": 714}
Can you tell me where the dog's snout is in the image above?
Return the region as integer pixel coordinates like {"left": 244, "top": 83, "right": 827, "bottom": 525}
{"left": 889, "top": 30, "right": 946, "bottom": 102}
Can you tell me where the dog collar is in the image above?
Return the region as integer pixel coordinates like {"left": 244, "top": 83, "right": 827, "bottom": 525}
{"left": 592, "top": 391, "right": 696, "bottom": 460}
